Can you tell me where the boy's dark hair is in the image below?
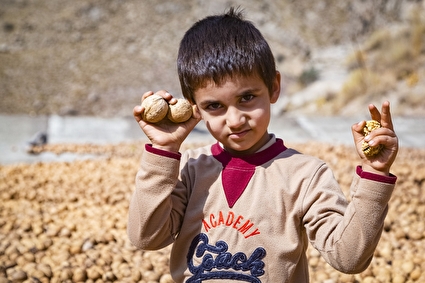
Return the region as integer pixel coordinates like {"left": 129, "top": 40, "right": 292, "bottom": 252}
{"left": 177, "top": 7, "right": 277, "bottom": 103}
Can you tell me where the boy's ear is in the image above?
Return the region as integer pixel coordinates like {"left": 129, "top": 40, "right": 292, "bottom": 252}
{"left": 270, "top": 71, "right": 281, "bottom": 104}
{"left": 193, "top": 105, "right": 203, "bottom": 120}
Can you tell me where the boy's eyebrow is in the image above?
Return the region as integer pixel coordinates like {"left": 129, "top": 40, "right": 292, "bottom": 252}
{"left": 197, "top": 87, "right": 263, "bottom": 107}
{"left": 198, "top": 99, "right": 219, "bottom": 107}
{"left": 236, "top": 87, "right": 263, "bottom": 97}
{"left": 241, "top": 87, "right": 262, "bottom": 94}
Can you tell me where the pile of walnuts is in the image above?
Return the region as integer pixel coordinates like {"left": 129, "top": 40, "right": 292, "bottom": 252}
{"left": 1, "top": 141, "right": 425, "bottom": 283}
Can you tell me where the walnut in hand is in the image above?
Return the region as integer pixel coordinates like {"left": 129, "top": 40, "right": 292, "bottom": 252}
{"left": 362, "top": 120, "right": 384, "bottom": 157}
{"left": 141, "top": 94, "right": 169, "bottom": 123}
{"left": 167, "top": 99, "right": 193, "bottom": 123}
{"left": 141, "top": 94, "right": 193, "bottom": 123}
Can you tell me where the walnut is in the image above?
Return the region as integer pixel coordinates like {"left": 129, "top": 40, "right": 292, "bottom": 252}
{"left": 362, "top": 120, "right": 384, "bottom": 157}
{"left": 167, "top": 99, "right": 193, "bottom": 123}
{"left": 141, "top": 94, "right": 169, "bottom": 123}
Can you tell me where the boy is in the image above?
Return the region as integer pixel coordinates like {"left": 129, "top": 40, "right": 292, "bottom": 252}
{"left": 127, "top": 8, "right": 398, "bottom": 283}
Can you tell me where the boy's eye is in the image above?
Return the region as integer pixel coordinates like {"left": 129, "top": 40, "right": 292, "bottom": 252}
{"left": 241, "top": 94, "right": 254, "bottom": 102}
{"left": 207, "top": 102, "right": 221, "bottom": 110}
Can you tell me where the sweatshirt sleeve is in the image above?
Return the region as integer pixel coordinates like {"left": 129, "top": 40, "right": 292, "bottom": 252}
{"left": 127, "top": 145, "right": 187, "bottom": 250}
{"left": 302, "top": 163, "right": 396, "bottom": 274}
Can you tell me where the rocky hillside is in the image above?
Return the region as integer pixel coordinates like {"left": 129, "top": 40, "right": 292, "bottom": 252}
{"left": 1, "top": 0, "right": 424, "bottom": 117}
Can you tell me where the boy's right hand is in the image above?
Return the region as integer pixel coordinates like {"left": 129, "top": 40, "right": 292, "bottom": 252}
{"left": 133, "top": 90, "right": 201, "bottom": 153}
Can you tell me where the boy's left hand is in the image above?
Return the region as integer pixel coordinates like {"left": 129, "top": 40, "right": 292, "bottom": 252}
{"left": 351, "top": 101, "right": 398, "bottom": 176}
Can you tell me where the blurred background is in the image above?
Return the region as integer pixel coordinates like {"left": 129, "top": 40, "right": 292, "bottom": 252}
{"left": 1, "top": 0, "right": 424, "bottom": 118}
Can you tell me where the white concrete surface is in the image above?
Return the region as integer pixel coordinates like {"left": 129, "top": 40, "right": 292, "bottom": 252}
{"left": 1, "top": 114, "right": 424, "bottom": 164}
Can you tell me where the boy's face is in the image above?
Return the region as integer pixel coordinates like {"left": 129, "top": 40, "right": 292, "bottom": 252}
{"left": 194, "top": 72, "right": 280, "bottom": 156}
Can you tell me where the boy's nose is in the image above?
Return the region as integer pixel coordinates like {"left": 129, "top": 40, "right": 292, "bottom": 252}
{"left": 226, "top": 107, "right": 246, "bottom": 128}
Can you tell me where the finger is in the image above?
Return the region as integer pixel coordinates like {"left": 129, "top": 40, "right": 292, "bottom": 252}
{"left": 351, "top": 120, "right": 366, "bottom": 143}
{"left": 368, "top": 104, "right": 381, "bottom": 122}
{"left": 186, "top": 113, "right": 202, "bottom": 129}
{"left": 133, "top": 105, "right": 144, "bottom": 123}
{"left": 163, "top": 91, "right": 178, "bottom": 105}
{"left": 380, "top": 101, "right": 394, "bottom": 131}
{"left": 153, "top": 90, "right": 179, "bottom": 105}
{"left": 141, "top": 91, "right": 154, "bottom": 103}
{"left": 352, "top": 120, "right": 365, "bottom": 134}
{"left": 366, "top": 130, "right": 393, "bottom": 153}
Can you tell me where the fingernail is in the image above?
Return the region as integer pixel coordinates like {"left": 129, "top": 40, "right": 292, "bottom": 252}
{"left": 368, "top": 140, "right": 375, "bottom": 146}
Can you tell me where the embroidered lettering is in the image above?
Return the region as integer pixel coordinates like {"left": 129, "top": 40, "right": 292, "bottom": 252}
{"left": 202, "top": 220, "right": 211, "bottom": 232}
{"left": 218, "top": 211, "right": 225, "bottom": 225}
{"left": 210, "top": 214, "right": 216, "bottom": 228}
{"left": 245, "top": 228, "right": 261, "bottom": 239}
{"left": 187, "top": 233, "right": 266, "bottom": 282}
{"left": 226, "top": 211, "right": 235, "bottom": 226}
{"left": 237, "top": 221, "right": 253, "bottom": 234}
{"left": 203, "top": 211, "right": 261, "bottom": 238}
{"left": 233, "top": 215, "right": 243, "bottom": 229}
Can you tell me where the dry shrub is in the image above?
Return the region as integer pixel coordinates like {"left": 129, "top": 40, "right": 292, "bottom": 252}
{"left": 335, "top": 69, "right": 396, "bottom": 109}
{"left": 348, "top": 7, "right": 425, "bottom": 77}
{"left": 341, "top": 69, "right": 378, "bottom": 99}
{"left": 339, "top": 6, "right": 425, "bottom": 114}
{"left": 410, "top": 8, "right": 425, "bottom": 57}
{"left": 363, "top": 29, "right": 392, "bottom": 52}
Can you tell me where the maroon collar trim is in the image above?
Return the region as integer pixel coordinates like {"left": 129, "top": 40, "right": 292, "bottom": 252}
{"left": 212, "top": 138, "right": 287, "bottom": 168}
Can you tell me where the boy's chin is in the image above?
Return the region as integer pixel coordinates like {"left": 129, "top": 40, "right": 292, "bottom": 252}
{"left": 223, "top": 143, "right": 257, "bottom": 156}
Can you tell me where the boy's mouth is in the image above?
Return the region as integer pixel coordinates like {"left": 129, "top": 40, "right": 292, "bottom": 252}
{"left": 228, "top": 129, "right": 250, "bottom": 140}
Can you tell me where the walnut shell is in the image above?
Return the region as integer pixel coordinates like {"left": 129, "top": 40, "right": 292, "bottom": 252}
{"left": 362, "top": 120, "right": 384, "bottom": 157}
{"left": 167, "top": 99, "right": 193, "bottom": 123}
{"left": 141, "top": 94, "right": 169, "bottom": 123}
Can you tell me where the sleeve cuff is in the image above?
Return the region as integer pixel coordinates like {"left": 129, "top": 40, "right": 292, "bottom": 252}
{"left": 356, "top": 165, "right": 397, "bottom": 185}
{"left": 145, "top": 144, "right": 181, "bottom": 160}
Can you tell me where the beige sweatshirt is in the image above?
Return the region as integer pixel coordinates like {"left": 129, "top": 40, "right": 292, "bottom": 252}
{"left": 127, "top": 139, "right": 396, "bottom": 283}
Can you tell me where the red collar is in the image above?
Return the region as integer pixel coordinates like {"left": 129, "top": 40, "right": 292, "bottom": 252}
{"left": 211, "top": 139, "right": 287, "bottom": 207}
